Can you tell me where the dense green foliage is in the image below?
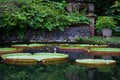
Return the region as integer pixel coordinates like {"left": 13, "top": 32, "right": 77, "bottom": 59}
{"left": 50, "top": 0, "right": 114, "bottom": 15}
{"left": 107, "top": 1, "right": 120, "bottom": 33}
{"left": 95, "top": 1, "right": 120, "bottom": 36}
{"left": 0, "top": 0, "right": 90, "bottom": 37}
{"left": 0, "top": 0, "right": 29, "bottom": 37}
{"left": 95, "top": 16, "right": 116, "bottom": 30}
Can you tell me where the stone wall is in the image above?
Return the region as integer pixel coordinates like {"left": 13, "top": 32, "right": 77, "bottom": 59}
{"left": 66, "top": 1, "right": 96, "bottom": 36}
{"left": 1, "top": 24, "right": 90, "bottom": 43}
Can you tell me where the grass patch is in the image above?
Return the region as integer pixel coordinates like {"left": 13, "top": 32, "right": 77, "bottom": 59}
{"left": 77, "top": 36, "right": 120, "bottom": 44}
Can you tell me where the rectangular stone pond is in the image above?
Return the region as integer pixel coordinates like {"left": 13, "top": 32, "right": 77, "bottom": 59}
{"left": 0, "top": 43, "right": 120, "bottom": 80}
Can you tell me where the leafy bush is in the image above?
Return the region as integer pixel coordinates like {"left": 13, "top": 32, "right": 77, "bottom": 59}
{"left": 108, "top": 1, "right": 120, "bottom": 25}
{"left": 24, "top": 0, "right": 90, "bottom": 31}
{"left": 0, "top": 0, "right": 90, "bottom": 37}
{"left": 95, "top": 16, "right": 116, "bottom": 30}
{"left": 0, "top": 0, "right": 28, "bottom": 37}
{"left": 108, "top": 1, "right": 120, "bottom": 33}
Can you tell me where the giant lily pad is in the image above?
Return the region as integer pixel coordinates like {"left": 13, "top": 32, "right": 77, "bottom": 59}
{"left": 58, "top": 45, "right": 88, "bottom": 53}
{"left": 90, "top": 48, "right": 120, "bottom": 56}
{"left": 0, "top": 48, "right": 23, "bottom": 55}
{"left": 1, "top": 53, "right": 68, "bottom": 65}
{"left": 29, "top": 44, "right": 46, "bottom": 49}
{"left": 58, "top": 44, "right": 69, "bottom": 47}
{"left": 58, "top": 44, "right": 108, "bottom": 53}
{"left": 75, "top": 59, "right": 116, "bottom": 67}
{"left": 70, "top": 44, "right": 108, "bottom": 49}
{"left": 11, "top": 43, "right": 46, "bottom": 49}
{"left": 11, "top": 44, "right": 29, "bottom": 49}
{"left": 1, "top": 53, "right": 36, "bottom": 65}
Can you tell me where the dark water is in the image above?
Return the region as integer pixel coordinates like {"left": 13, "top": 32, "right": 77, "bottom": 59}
{"left": 0, "top": 46, "right": 120, "bottom": 80}
{"left": 0, "top": 61, "right": 120, "bottom": 80}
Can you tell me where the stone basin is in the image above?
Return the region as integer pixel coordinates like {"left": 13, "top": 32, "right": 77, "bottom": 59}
{"left": 0, "top": 48, "right": 23, "bottom": 55}
{"left": 1, "top": 53, "right": 68, "bottom": 65}
{"left": 11, "top": 43, "right": 46, "bottom": 49}
{"left": 90, "top": 48, "right": 120, "bottom": 56}
{"left": 75, "top": 59, "right": 116, "bottom": 67}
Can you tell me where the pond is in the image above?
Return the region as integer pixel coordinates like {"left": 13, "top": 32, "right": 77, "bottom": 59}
{"left": 0, "top": 43, "right": 120, "bottom": 80}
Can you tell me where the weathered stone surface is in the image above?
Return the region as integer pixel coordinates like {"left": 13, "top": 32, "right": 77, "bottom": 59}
{"left": 1, "top": 25, "right": 90, "bottom": 43}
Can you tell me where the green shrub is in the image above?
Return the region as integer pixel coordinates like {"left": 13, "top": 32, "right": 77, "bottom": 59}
{"left": 0, "top": 0, "right": 28, "bottom": 37}
{"left": 0, "top": 0, "right": 90, "bottom": 37}
{"left": 26, "top": 0, "right": 90, "bottom": 31}
{"left": 95, "top": 16, "right": 116, "bottom": 30}
{"left": 109, "top": 1, "right": 120, "bottom": 33}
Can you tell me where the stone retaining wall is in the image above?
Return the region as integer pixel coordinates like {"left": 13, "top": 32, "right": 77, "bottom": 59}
{"left": 1, "top": 24, "right": 90, "bottom": 43}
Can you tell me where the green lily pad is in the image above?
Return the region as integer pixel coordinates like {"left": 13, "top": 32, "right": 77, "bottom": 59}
{"left": 34, "top": 53, "right": 68, "bottom": 58}
{"left": 0, "top": 48, "right": 18, "bottom": 51}
{"left": 1, "top": 53, "right": 68, "bottom": 61}
{"left": 29, "top": 43, "right": 45, "bottom": 47}
{"left": 12, "top": 44, "right": 28, "bottom": 46}
{"left": 90, "top": 48, "right": 120, "bottom": 52}
{"left": 75, "top": 59, "right": 116, "bottom": 67}
{"left": 70, "top": 44, "right": 108, "bottom": 47}
{"left": 76, "top": 59, "right": 115, "bottom": 64}
{"left": 1, "top": 53, "right": 31, "bottom": 59}
{"left": 11, "top": 43, "right": 46, "bottom": 49}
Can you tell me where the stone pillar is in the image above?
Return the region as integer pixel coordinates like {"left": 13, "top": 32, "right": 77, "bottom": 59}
{"left": 87, "top": 3, "right": 96, "bottom": 37}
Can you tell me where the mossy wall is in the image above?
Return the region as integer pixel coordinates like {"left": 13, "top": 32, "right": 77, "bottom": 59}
{"left": 1, "top": 24, "right": 90, "bottom": 43}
